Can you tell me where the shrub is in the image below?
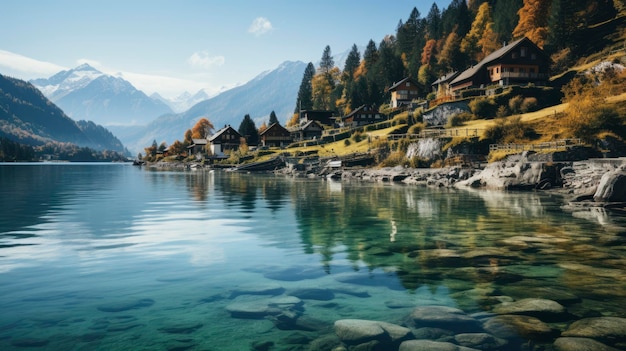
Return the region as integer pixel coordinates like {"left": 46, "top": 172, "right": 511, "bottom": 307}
{"left": 496, "top": 105, "right": 509, "bottom": 118}
{"left": 520, "top": 97, "right": 538, "bottom": 113}
{"left": 408, "top": 122, "right": 426, "bottom": 135}
{"left": 380, "top": 150, "right": 408, "bottom": 167}
{"left": 469, "top": 98, "right": 497, "bottom": 119}
{"left": 483, "top": 116, "right": 536, "bottom": 143}
{"left": 446, "top": 112, "right": 474, "bottom": 127}
{"left": 508, "top": 95, "right": 524, "bottom": 114}
{"left": 344, "top": 139, "right": 351, "bottom": 146}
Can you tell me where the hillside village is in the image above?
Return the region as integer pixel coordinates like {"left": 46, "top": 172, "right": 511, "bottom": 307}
{"left": 142, "top": 0, "right": 626, "bottom": 176}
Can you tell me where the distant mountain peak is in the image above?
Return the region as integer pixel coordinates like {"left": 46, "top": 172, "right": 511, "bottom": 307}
{"left": 74, "top": 63, "right": 100, "bottom": 72}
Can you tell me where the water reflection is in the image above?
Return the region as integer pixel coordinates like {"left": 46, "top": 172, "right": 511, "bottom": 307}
{"left": 1, "top": 166, "right": 625, "bottom": 350}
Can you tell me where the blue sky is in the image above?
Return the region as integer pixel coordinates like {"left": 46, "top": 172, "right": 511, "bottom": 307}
{"left": 0, "top": 0, "right": 451, "bottom": 99}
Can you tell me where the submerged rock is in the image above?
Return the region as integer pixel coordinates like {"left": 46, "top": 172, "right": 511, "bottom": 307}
{"left": 482, "top": 315, "right": 555, "bottom": 341}
{"left": 408, "top": 305, "right": 482, "bottom": 332}
{"left": 158, "top": 321, "right": 203, "bottom": 334}
{"left": 287, "top": 288, "right": 335, "bottom": 301}
{"left": 334, "top": 319, "right": 413, "bottom": 346}
{"left": 492, "top": 298, "right": 567, "bottom": 320}
{"left": 225, "top": 295, "right": 303, "bottom": 319}
{"left": 454, "top": 333, "right": 508, "bottom": 350}
{"left": 399, "top": 339, "right": 479, "bottom": 351}
{"left": 561, "top": 317, "right": 626, "bottom": 344}
{"left": 554, "top": 337, "right": 621, "bottom": 351}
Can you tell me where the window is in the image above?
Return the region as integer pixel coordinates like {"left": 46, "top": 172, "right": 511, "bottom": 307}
{"left": 406, "top": 82, "right": 411, "bottom": 87}
{"left": 520, "top": 47, "right": 528, "bottom": 57}
{"left": 531, "top": 53, "right": 537, "bottom": 60}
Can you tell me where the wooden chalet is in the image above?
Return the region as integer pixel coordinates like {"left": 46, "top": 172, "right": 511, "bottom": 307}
{"left": 389, "top": 77, "right": 420, "bottom": 108}
{"left": 449, "top": 37, "right": 550, "bottom": 95}
{"left": 259, "top": 123, "right": 292, "bottom": 147}
{"left": 341, "top": 105, "right": 386, "bottom": 128}
{"left": 431, "top": 71, "right": 460, "bottom": 103}
{"left": 208, "top": 125, "right": 242, "bottom": 157}
{"left": 187, "top": 138, "right": 208, "bottom": 156}
{"left": 290, "top": 120, "right": 324, "bottom": 141}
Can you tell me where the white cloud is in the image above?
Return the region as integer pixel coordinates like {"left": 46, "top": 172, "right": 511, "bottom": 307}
{"left": 0, "top": 50, "right": 67, "bottom": 78}
{"left": 187, "top": 51, "right": 225, "bottom": 69}
{"left": 248, "top": 17, "right": 273, "bottom": 36}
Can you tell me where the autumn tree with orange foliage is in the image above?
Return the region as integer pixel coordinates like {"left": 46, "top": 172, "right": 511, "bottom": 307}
{"left": 191, "top": 117, "right": 215, "bottom": 139}
{"left": 512, "top": 0, "right": 551, "bottom": 48}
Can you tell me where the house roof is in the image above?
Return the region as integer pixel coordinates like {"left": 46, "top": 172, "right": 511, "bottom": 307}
{"left": 301, "top": 120, "right": 323, "bottom": 130}
{"left": 431, "top": 71, "right": 460, "bottom": 86}
{"left": 208, "top": 125, "right": 241, "bottom": 142}
{"left": 388, "top": 77, "right": 418, "bottom": 91}
{"left": 191, "top": 138, "right": 207, "bottom": 145}
{"left": 344, "top": 105, "right": 379, "bottom": 119}
{"left": 451, "top": 37, "right": 551, "bottom": 87}
{"left": 259, "top": 122, "right": 289, "bottom": 136}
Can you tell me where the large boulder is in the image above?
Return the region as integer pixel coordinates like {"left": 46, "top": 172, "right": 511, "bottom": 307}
{"left": 593, "top": 169, "right": 626, "bottom": 202}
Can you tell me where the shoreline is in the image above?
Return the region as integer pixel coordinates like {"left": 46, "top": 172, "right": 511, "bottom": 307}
{"left": 147, "top": 155, "right": 626, "bottom": 212}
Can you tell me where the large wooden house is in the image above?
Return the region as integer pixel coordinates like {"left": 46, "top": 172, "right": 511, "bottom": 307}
{"left": 208, "top": 125, "right": 242, "bottom": 157}
{"left": 389, "top": 77, "right": 420, "bottom": 108}
{"left": 449, "top": 37, "right": 551, "bottom": 95}
{"left": 259, "top": 123, "right": 292, "bottom": 147}
{"left": 341, "top": 105, "right": 386, "bottom": 128}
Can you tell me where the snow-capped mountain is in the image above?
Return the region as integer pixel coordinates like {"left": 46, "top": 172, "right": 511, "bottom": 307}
{"left": 151, "top": 89, "right": 210, "bottom": 113}
{"left": 30, "top": 63, "right": 103, "bottom": 101}
{"left": 111, "top": 60, "right": 307, "bottom": 154}
{"left": 31, "top": 64, "right": 172, "bottom": 126}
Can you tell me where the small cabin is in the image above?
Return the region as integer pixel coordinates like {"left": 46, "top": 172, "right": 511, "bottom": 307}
{"left": 259, "top": 123, "right": 292, "bottom": 148}
{"left": 299, "top": 110, "right": 334, "bottom": 126}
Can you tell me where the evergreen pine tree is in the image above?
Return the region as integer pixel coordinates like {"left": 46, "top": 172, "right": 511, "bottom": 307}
{"left": 269, "top": 111, "right": 279, "bottom": 125}
{"left": 426, "top": 3, "right": 442, "bottom": 40}
{"left": 238, "top": 114, "right": 259, "bottom": 146}
{"left": 343, "top": 44, "right": 361, "bottom": 83}
{"left": 493, "top": 0, "right": 523, "bottom": 43}
{"left": 319, "top": 45, "right": 335, "bottom": 76}
{"left": 294, "top": 62, "right": 315, "bottom": 113}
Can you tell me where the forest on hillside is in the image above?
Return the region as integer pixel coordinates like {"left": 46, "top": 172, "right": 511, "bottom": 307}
{"left": 290, "top": 0, "right": 625, "bottom": 124}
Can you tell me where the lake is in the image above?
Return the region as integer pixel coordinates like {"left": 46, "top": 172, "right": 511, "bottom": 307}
{"left": 1, "top": 163, "right": 625, "bottom": 350}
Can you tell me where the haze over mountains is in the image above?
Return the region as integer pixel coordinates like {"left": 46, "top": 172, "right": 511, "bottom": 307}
{"left": 22, "top": 60, "right": 307, "bottom": 154}
{"left": 31, "top": 64, "right": 173, "bottom": 126}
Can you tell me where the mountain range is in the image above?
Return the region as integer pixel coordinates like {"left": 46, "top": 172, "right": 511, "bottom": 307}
{"left": 31, "top": 64, "right": 173, "bottom": 126}
{"left": 108, "top": 60, "right": 307, "bottom": 154}
{"left": 0, "top": 74, "right": 126, "bottom": 153}
{"left": 151, "top": 90, "right": 211, "bottom": 113}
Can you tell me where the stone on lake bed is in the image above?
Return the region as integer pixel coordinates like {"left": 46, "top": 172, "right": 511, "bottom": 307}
{"left": 408, "top": 305, "right": 482, "bottom": 332}
{"left": 492, "top": 298, "right": 567, "bottom": 319}
{"left": 482, "top": 315, "right": 555, "bottom": 341}
{"left": 554, "top": 337, "right": 621, "bottom": 351}
{"left": 500, "top": 285, "right": 581, "bottom": 305}
{"left": 399, "top": 339, "right": 480, "bottom": 351}
{"left": 561, "top": 317, "right": 626, "bottom": 344}
{"left": 96, "top": 298, "right": 154, "bottom": 312}
{"left": 263, "top": 265, "right": 326, "bottom": 281}
{"left": 287, "top": 288, "right": 335, "bottom": 301}
{"left": 454, "top": 333, "right": 508, "bottom": 350}
{"left": 229, "top": 284, "right": 285, "bottom": 298}
{"left": 334, "top": 319, "right": 412, "bottom": 344}
{"left": 225, "top": 295, "right": 303, "bottom": 319}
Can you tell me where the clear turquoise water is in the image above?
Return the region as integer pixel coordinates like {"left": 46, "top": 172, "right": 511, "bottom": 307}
{"left": 0, "top": 163, "right": 625, "bottom": 350}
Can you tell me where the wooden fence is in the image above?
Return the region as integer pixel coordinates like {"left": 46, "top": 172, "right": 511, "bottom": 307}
{"left": 489, "top": 139, "right": 583, "bottom": 152}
